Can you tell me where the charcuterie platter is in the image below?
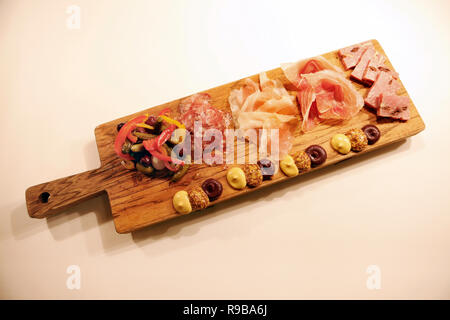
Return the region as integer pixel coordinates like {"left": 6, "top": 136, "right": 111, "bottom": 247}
{"left": 25, "top": 40, "right": 425, "bottom": 233}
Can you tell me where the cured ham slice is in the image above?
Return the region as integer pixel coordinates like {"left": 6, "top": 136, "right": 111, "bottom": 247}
{"left": 296, "top": 79, "right": 320, "bottom": 132}
{"left": 362, "top": 55, "right": 395, "bottom": 86}
{"left": 338, "top": 41, "right": 374, "bottom": 70}
{"left": 281, "top": 56, "right": 341, "bottom": 87}
{"left": 365, "top": 71, "right": 400, "bottom": 109}
{"left": 351, "top": 46, "right": 376, "bottom": 82}
{"left": 228, "top": 73, "right": 299, "bottom": 158}
{"left": 296, "top": 70, "right": 364, "bottom": 131}
{"left": 377, "top": 94, "right": 410, "bottom": 121}
{"left": 362, "top": 53, "right": 385, "bottom": 85}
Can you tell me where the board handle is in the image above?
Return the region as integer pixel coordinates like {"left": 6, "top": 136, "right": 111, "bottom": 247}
{"left": 26, "top": 167, "right": 110, "bottom": 219}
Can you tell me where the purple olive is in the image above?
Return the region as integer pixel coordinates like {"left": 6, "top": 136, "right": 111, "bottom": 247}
{"left": 201, "top": 179, "right": 223, "bottom": 201}
{"left": 145, "top": 116, "right": 158, "bottom": 127}
{"left": 257, "top": 158, "right": 275, "bottom": 180}
{"left": 305, "top": 145, "right": 327, "bottom": 167}
{"left": 140, "top": 155, "right": 152, "bottom": 167}
{"left": 117, "top": 122, "right": 125, "bottom": 132}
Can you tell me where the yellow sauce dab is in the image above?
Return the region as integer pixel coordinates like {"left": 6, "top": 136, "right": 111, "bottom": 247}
{"left": 172, "top": 190, "right": 192, "bottom": 214}
{"left": 280, "top": 155, "right": 299, "bottom": 177}
{"left": 331, "top": 134, "right": 351, "bottom": 154}
{"left": 227, "top": 167, "right": 247, "bottom": 189}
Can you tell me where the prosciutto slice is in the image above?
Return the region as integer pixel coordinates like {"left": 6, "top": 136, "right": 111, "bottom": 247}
{"left": 295, "top": 79, "right": 320, "bottom": 132}
{"left": 295, "top": 70, "right": 364, "bottom": 131}
{"left": 281, "top": 56, "right": 341, "bottom": 87}
{"left": 228, "top": 73, "right": 299, "bottom": 158}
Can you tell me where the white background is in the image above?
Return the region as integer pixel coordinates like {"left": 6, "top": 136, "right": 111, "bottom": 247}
{"left": 1, "top": 0, "right": 449, "bottom": 299}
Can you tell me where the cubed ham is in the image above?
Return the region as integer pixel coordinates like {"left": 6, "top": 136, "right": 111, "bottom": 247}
{"left": 351, "top": 46, "right": 376, "bottom": 83}
{"left": 338, "top": 42, "right": 373, "bottom": 70}
{"left": 363, "top": 54, "right": 396, "bottom": 86}
{"left": 377, "top": 94, "right": 410, "bottom": 120}
{"left": 362, "top": 53, "right": 385, "bottom": 85}
{"left": 365, "top": 71, "right": 400, "bottom": 109}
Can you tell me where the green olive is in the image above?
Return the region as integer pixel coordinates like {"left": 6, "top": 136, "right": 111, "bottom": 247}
{"left": 121, "top": 140, "right": 132, "bottom": 154}
{"left": 133, "top": 131, "right": 157, "bottom": 140}
{"left": 136, "top": 162, "right": 154, "bottom": 175}
{"left": 130, "top": 143, "right": 144, "bottom": 153}
{"left": 171, "top": 163, "right": 190, "bottom": 182}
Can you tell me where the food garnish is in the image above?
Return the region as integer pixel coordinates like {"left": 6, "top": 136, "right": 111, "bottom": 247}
{"left": 173, "top": 191, "right": 192, "bottom": 214}
{"left": 114, "top": 111, "right": 189, "bottom": 180}
{"left": 171, "top": 156, "right": 191, "bottom": 182}
{"left": 280, "top": 155, "right": 299, "bottom": 177}
{"left": 330, "top": 134, "right": 352, "bottom": 154}
{"left": 114, "top": 115, "right": 148, "bottom": 160}
{"left": 257, "top": 159, "right": 275, "bottom": 180}
{"left": 188, "top": 186, "right": 209, "bottom": 210}
{"left": 136, "top": 162, "right": 154, "bottom": 175}
{"left": 226, "top": 167, "right": 247, "bottom": 190}
{"left": 362, "top": 125, "right": 381, "bottom": 145}
{"left": 345, "top": 128, "right": 368, "bottom": 152}
{"left": 305, "top": 145, "right": 327, "bottom": 167}
{"left": 243, "top": 164, "right": 263, "bottom": 188}
{"left": 135, "top": 123, "right": 154, "bottom": 130}
{"left": 201, "top": 179, "right": 223, "bottom": 201}
{"left": 293, "top": 151, "right": 311, "bottom": 172}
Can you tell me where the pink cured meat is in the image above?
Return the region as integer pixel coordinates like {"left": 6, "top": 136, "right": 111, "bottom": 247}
{"left": 365, "top": 71, "right": 400, "bottom": 109}
{"left": 296, "top": 79, "right": 320, "bottom": 132}
{"left": 377, "top": 94, "right": 410, "bottom": 121}
{"left": 297, "top": 70, "right": 364, "bottom": 131}
{"left": 362, "top": 53, "right": 385, "bottom": 85}
{"left": 281, "top": 56, "right": 341, "bottom": 87}
{"left": 179, "top": 93, "right": 232, "bottom": 150}
{"left": 362, "top": 54, "right": 395, "bottom": 86}
{"left": 338, "top": 42, "right": 374, "bottom": 70}
{"left": 228, "top": 73, "right": 299, "bottom": 158}
{"left": 351, "top": 46, "right": 376, "bottom": 82}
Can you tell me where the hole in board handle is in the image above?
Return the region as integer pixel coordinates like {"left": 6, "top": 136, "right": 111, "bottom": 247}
{"left": 39, "top": 192, "right": 50, "bottom": 203}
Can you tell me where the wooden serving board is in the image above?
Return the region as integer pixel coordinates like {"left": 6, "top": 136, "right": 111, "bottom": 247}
{"left": 25, "top": 40, "right": 425, "bottom": 233}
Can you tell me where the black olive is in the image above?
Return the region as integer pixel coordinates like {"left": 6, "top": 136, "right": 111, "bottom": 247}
{"left": 257, "top": 159, "right": 275, "bottom": 180}
{"left": 140, "top": 155, "right": 152, "bottom": 167}
{"left": 117, "top": 122, "right": 125, "bottom": 132}
{"left": 362, "top": 124, "right": 381, "bottom": 145}
{"left": 145, "top": 116, "right": 158, "bottom": 126}
{"left": 305, "top": 145, "right": 327, "bottom": 167}
{"left": 201, "top": 179, "right": 223, "bottom": 201}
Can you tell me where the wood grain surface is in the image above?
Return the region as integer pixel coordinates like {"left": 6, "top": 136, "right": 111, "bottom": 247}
{"left": 25, "top": 40, "right": 425, "bottom": 233}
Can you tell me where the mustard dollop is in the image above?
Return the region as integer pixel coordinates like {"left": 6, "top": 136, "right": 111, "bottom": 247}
{"left": 280, "top": 155, "right": 299, "bottom": 177}
{"left": 226, "top": 167, "right": 247, "bottom": 189}
{"left": 331, "top": 134, "right": 351, "bottom": 154}
{"left": 172, "top": 190, "right": 192, "bottom": 214}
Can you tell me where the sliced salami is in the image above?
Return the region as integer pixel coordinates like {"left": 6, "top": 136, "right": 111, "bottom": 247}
{"left": 178, "top": 93, "right": 232, "bottom": 152}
